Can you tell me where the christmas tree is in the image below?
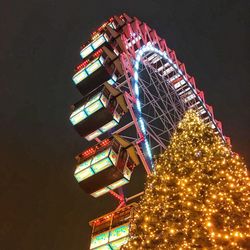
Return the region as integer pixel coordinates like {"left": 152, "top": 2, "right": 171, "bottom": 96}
{"left": 122, "top": 110, "right": 250, "bottom": 249}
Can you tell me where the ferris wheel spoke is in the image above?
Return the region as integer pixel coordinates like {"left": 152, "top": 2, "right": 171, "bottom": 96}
{"left": 137, "top": 77, "right": 177, "bottom": 129}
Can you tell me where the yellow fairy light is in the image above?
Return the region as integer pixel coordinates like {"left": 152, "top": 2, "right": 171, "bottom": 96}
{"left": 234, "top": 232, "right": 239, "bottom": 237}
{"left": 206, "top": 222, "right": 212, "bottom": 227}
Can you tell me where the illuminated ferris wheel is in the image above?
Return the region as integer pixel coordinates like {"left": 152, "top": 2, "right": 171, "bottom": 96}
{"left": 69, "top": 14, "right": 230, "bottom": 250}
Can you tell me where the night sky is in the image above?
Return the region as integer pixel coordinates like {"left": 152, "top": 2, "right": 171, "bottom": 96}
{"left": 0, "top": 1, "right": 249, "bottom": 249}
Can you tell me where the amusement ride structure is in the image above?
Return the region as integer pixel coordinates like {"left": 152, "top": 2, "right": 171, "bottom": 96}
{"left": 69, "top": 14, "right": 230, "bottom": 250}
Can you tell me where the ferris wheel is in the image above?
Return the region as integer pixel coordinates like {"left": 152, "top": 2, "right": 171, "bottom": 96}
{"left": 69, "top": 13, "right": 230, "bottom": 250}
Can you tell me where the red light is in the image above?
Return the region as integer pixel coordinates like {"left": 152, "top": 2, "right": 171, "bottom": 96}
{"left": 79, "top": 138, "right": 111, "bottom": 160}
{"left": 76, "top": 59, "right": 90, "bottom": 72}
{"left": 97, "top": 21, "right": 108, "bottom": 32}
{"left": 93, "top": 48, "right": 103, "bottom": 58}
{"left": 82, "top": 147, "right": 96, "bottom": 158}
{"left": 100, "top": 138, "right": 110, "bottom": 147}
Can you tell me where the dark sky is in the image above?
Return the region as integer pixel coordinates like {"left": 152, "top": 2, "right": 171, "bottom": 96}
{"left": 0, "top": 1, "right": 249, "bottom": 249}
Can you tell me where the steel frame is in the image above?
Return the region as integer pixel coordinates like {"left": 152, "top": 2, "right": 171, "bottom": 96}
{"left": 71, "top": 13, "right": 231, "bottom": 206}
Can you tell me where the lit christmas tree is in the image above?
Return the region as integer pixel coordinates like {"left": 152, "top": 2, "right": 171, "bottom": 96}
{"left": 123, "top": 110, "right": 250, "bottom": 249}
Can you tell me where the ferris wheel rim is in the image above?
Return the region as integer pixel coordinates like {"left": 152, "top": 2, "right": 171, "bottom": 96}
{"left": 131, "top": 43, "right": 188, "bottom": 170}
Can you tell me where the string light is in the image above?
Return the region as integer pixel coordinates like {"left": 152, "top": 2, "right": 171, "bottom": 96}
{"left": 122, "top": 110, "right": 250, "bottom": 249}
